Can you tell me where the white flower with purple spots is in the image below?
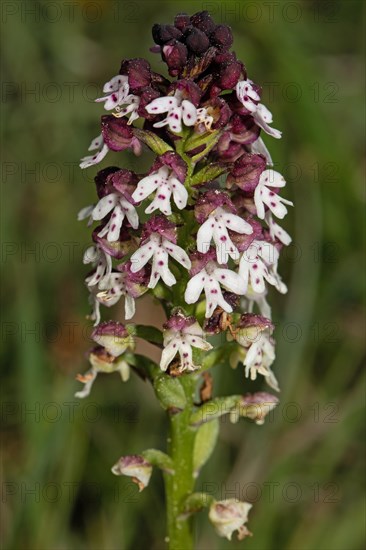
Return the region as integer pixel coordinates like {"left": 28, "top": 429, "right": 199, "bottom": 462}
{"left": 130, "top": 233, "right": 191, "bottom": 289}
{"left": 236, "top": 80, "right": 282, "bottom": 139}
{"left": 238, "top": 240, "right": 287, "bottom": 295}
{"left": 145, "top": 90, "right": 197, "bottom": 133}
{"left": 95, "top": 273, "right": 136, "bottom": 320}
{"left": 196, "top": 107, "right": 214, "bottom": 130}
{"left": 160, "top": 314, "right": 212, "bottom": 372}
{"left": 265, "top": 212, "right": 292, "bottom": 246}
{"left": 236, "top": 79, "right": 260, "bottom": 113}
{"left": 197, "top": 207, "right": 253, "bottom": 264}
{"left": 95, "top": 75, "right": 140, "bottom": 124}
{"left": 83, "top": 245, "right": 112, "bottom": 288}
{"left": 92, "top": 191, "right": 139, "bottom": 242}
{"left": 185, "top": 254, "right": 245, "bottom": 318}
{"left": 132, "top": 166, "right": 188, "bottom": 216}
{"left": 254, "top": 170, "right": 293, "bottom": 220}
{"left": 80, "top": 134, "right": 109, "bottom": 169}
{"left": 252, "top": 104, "right": 282, "bottom": 139}
{"left": 238, "top": 331, "right": 279, "bottom": 392}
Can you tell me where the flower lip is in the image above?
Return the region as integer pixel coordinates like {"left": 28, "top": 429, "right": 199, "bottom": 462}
{"left": 195, "top": 190, "right": 236, "bottom": 223}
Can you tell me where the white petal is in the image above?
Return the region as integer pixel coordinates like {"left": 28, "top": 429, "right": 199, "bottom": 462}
{"left": 167, "top": 107, "right": 183, "bottom": 133}
{"left": 203, "top": 278, "right": 225, "bottom": 317}
{"left": 260, "top": 170, "right": 286, "bottom": 188}
{"left": 88, "top": 134, "right": 103, "bottom": 151}
{"left": 249, "top": 264, "right": 266, "bottom": 294}
{"left": 179, "top": 342, "right": 195, "bottom": 370}
{"left": 146, "top": 96, "right": 179, "bottom": 114}
{"left": 83, "top": 245, "right": 98, "bottom": 264}
{"left": 254, "top": 185, "right": 266, "bottom": 219}
{"left": 80, "top": 144, "right": 109, "bottom": 169}
{"left": 132, "top": 173, "right": 161, "bottom": 202}
{"left": 250, "top": 137, "right": 273, "bottom": 166}
{"left": 92, "top": 193, "right": 118, "bottom": 220}
{"left": 261, "top": 187, "right": 289, "bottom": 219}
{"left": 253, "top": 105, "right": 282, "bottom": 139}
{"left": 163, "top": 240, "right": 191, "bottom": 269}
{"left": 78, "top": 205, "right": 94, "bottom": 221}
{"left": 196, "top": 219, "right": 214, "bottom": 254}
{"left": 185, "top": 334, "right": 212, "bottom": 351}
{"left": 169, "top": 178, "right": 188, "bottom": 210}
{"left": 184, "top": 272, "right": 206, "bottom": 304}
{"left": 213, "top": 224, "right": 238, "bottom": 264}
{"left": 221, "top": 213, "right": 253, "bottom": 235}
{"left": 257, "top": 241, "right": 279, "bottom": 266}
{"left": 160, "top": 338, "right": 180, "bottom": 371}
{"left": 102, "top": 75, "right": 127, "bottom": 93}
{"left": 121, "top": 198, "right": 139, "bottom": 230}
{"left": 130, "top": 239, "right": 157, "bottom": 272}
{"left": 106, "top": 204, "right": 125, "bottom": 242}
{"left": 124, "top": 294, "right": 135, "bottom": 320}
{"left": 181, "top": 100, "right": 197, "bottom": 126}
{"left": 238, "top": 257, "right": 250, "bottom": 293}
{"left": 213, "top": 268, "right": 246, "bottom": 295}
{"left": 149, "top": 249, "right": 176, "bottom": 288}
{"left": 145, "top": 183, "right": 172, "bottom": 216}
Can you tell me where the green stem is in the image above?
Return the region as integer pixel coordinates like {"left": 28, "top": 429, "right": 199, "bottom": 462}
{"left": 164, "top": 375, "right": 197, "bottom": 550}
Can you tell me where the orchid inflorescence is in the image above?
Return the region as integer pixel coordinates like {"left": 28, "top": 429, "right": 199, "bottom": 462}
{"left": 76, "top": 10, "right": 293, "bottom": 547}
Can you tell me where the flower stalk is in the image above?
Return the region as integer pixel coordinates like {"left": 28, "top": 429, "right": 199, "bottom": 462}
{"left": 74, "top": 10, "right": 293, "bottom": 548}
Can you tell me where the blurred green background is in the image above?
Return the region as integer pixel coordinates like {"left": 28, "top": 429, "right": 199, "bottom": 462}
{"left": 1, "top": 1, "right": 365, "bottom": 549}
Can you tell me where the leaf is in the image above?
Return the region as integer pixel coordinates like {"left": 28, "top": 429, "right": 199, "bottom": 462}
{"left": 134, "top": 128, "right": 173, "bottom": 155}
{"left": 142, "top": 449, "right": 174, "bottom": 474}
{"left": 132, "top": 325, "right": 163, "bottom": 347}
{"left": 153, "top": 373, "right": 187, "bottom": 411}
{"left": 190, "top": 163, "right": 229, "bottom": 186}
{"left": 193, "top": 418, "right": 220, "bottom": 476}
{"left": 184, "top": 130, "right": 221, "bottom": 163}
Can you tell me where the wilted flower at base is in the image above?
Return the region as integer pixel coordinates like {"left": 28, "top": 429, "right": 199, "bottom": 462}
{"left": 209, "top": 499, "right": 252, "bottom": 541}
{"left": 75, "top": 346, "right": 131, "bottom": 399}
{"left": 230, "top": 392, "right": 279, "bottom": 425}
{"left": 112, "top": 455, "right": 152, "bottom": 491}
